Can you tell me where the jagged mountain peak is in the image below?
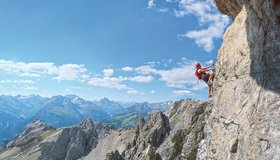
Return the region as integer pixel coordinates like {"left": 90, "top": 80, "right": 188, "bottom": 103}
{"left": 64, "top": 94, "right": 80, "bottom": 99}
{"left": 0, "top": 117, "right": 116, "bottom": 160}
{"left": 0, "top": 100, "right": 206, "bottom": 160}
{"left": 79, "top": 118, "right": 98, "bottom": 137}
{"left": 6, "top": 118, "right": 55, "bottom": 148}
{"left": 86, "top": 100, "right": 208, "bottom": 160}
{"left": 80, "top": 117, "right": 94, "bottom": 126}
{"left": 15, "top": 94, "right": 41, "bottom": 99}
{"left": 99, "top": 97, "right": 117, "bottom": 106}
{"left": 100, "top": 97, "right": 110, "bottom": 102}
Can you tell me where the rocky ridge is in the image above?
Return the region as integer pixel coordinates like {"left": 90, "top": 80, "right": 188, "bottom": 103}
{"left": 83, "top": 100, "right": 208, "bottom": 160}
{"left": 0, "top": 100, "right": 209, "bottom": 160}
{"left": 0, "top": 118, "right": 115, "bottom": 160}
{"left": 0, "top": 95, "right": 172, "bottom": 147}
{"left": 6, "top": 119, "right": 55, "bottom": 149}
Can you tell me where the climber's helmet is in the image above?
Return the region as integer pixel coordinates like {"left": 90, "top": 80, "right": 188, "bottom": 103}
{"left": 195, "top": 63, "right": 201, "bottom": 69}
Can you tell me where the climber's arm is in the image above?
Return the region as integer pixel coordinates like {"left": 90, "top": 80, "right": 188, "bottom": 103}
{"left": 200, "top": 68, "right": 211, "bottom": 72}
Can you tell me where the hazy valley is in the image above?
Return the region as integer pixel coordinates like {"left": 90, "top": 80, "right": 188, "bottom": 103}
{"left": 0, "top": 95, "right": 172, "bottom": 147}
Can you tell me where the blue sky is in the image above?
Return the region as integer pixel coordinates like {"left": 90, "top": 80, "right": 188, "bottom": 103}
{"left": 0, "top": 0, "right": 230, "bottom": 102}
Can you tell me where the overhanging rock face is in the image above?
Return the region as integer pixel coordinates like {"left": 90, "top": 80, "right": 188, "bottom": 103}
{"left": 214, "top": 0, "right": 243, "bottom": 19}
{"left": 204, "top": 0, "right": 280, "bottom": 159}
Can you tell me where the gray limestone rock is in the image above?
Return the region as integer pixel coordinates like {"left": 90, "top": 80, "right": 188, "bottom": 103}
{"left": 0, "top": 118, "right": 115, "bottom": 160}
{"left": 157, "top": 100, "right": 208, "bottom": 160}
{"left": 204, "top": 0, "right": 280, "bottom": 159}
{"left": 214, "top": 0, "right": 243, "bottom": 19}
{"left": 122, "top": 111, "right": 170, "bottom": 160}
{"left": 38, "top": 118, "right": 102, "bottom": 160}
{"left": 105, "top": 150, "right": 124, "bottom": 160}
{"left": 6, "top": 119, "right": 55, "bottom": 148}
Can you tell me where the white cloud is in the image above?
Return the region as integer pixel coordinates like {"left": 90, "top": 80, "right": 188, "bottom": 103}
{"left": 87, "top": 59, "right": 210, "bottom": 92}
{"left": 151, "top": 59, "right": 214, "bottom": 89}
{"left": 127, "top": 90, "right": 139, "bottom": 94}
{"left": 204, "top": 59, "right": 215, "bottom": 66}
{"left": 103, "top": 69, "right": 114, "bottom": 77}
{"left": 181, "top": 18, "right": 229, "bottom": 52}
{"left": 146, "top": 0, "right": 230, "bottom": 52}
{"left": 88, "top": 74, "right": 154, "bottom": 91}
{"left": 172, "top": 90, "right": 192, "bottom": 96}
{"left": 121, "top": 66, "right": 134, "bottom": 72}
{"left": 121, "top": 59, "right": 208, "bottom": 90}
{"left": 0, "top": 59, "right": 88, "bottom": 82}
{"left": 146, "top": 61, "right": 157, "bottom": 65}
{"left": 88, "top": 76, "right": 129, "bottom": 90}
{"left": 174, "top": 0, "right": 212, "bottom": 19}
{"left": 65, "top": 88, "right": 71, "bottom": 92}
{"left": 158, "top": 8, "right": 169, "bottom": 13}
{"left": 22, "top": 85, "right": 38, "bottom": 90}
{"left": 174, "top": 10, "right": 186, "bottom": 18}
{"left": 155, "top": 61, "right": 197, "bottom": 88}
{"left": 0, "top": 58, "right": 211, "bottom": 95}
{"left": 191, "top": 83, "right": 207, "bottom": 90}
{"left": 167, "top": 58, "right": 173, "bottom": 63}
{"left": 147, "top": 0, "right": 156, "bottom": 9}
{"left": 173, "top": 0, "right": 230, "bottom": 52}
{"left": 0, "top": 79, "right": 34, "bottom": 84}
{"left": 130, "top": 75, "right": 154, "bottom": 83}
{"left": 54, "top": 64, "right": 88, "bottom": 82}
{"left": 0, "top": 60, "right": 54, "bottom": 77}
{"left": 148, "top": 0, "right": 230, "bottom": 52}
{"left": 135, "top": 65, "right": 157, "bottom": 75}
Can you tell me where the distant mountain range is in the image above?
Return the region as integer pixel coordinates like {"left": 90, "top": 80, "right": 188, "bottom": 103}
{"left": 0, "top": 95, "right": 173, "bottom": 146}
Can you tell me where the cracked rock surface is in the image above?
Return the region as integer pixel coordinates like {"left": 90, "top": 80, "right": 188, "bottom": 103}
{"left": 157, "top": 100, "right": 208, "bottom": 160}
{"left": 204, "top": 0, "right": 280, "bottom": 159}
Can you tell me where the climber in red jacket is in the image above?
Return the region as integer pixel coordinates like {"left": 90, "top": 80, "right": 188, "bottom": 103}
{"left": 195, "top": 62, "right": 215, "bottom": 98}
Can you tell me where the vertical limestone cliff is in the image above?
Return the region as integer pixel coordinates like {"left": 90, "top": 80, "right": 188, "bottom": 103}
{"left": 204, "top": 0, "right": 280, "bottom": 159}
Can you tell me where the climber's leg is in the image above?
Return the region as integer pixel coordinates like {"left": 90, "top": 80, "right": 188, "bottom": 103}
{"left": 207, "top": 82, "right": 212, "bottom": 98}
{"left": 210, "top": 72, "right": 215, "bottom": 82}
